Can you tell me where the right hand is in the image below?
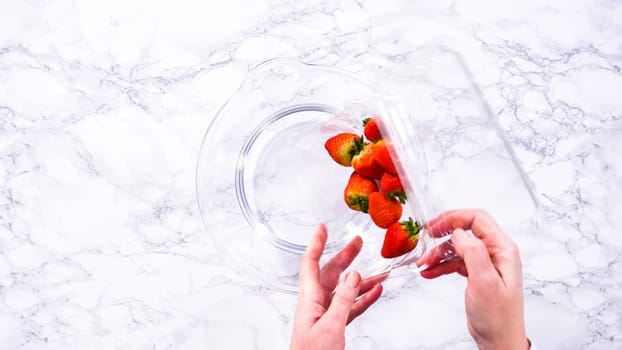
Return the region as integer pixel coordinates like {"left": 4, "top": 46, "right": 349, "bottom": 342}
{"left": 419, "top": 210, "right": 530, "bottom": 350}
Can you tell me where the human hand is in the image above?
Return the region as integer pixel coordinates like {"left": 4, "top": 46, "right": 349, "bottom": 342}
{"left": 419, "top": 210, "right": 530, "bottom": 350}
{"left": 290, "top": 224, "right": 384, "bottom": 350}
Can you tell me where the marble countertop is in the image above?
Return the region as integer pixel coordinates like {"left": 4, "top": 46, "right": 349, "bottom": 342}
{"left": 1, "top": 0, "right": 621, "bottom": 349}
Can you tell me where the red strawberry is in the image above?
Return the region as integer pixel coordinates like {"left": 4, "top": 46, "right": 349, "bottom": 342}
{"left": 343, "top": 172, "right": 378, "bottom": 213}
{"left": 363, "top": 117, "right": 382, "bottom": 142}
{"left": 381, "top": 218, "right": 421, "bottom": 258}
{"left": 324, "top": 133, "right": 363, "bottom": 167}
{"left": 380, "top": 172, "right": 406, "bottom": 203}
{"left": 374, "top": 139, "right": 397, "bottom": 174}
{"left": 352, "top": 143, "right": 384, "bottom": 179}
{"left": 368, "top": 192, "right": 403, "bottom": 228}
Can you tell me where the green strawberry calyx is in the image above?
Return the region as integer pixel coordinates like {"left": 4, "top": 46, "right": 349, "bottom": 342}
{"left": 400, "top": 217, "right": 421, "bottom": 239}
{"left": 348, "top": 195, "right": 369, "bottom": 213}
{"left": 387, "top": 191, "right": 407, "bottom": 204}
{"left": 348, "top": 135, "right": 365, "bottom": 159}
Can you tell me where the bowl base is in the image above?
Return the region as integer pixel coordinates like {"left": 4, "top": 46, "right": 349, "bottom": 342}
{"left": 236, "top": 104, "right": 364, "bottom": 254}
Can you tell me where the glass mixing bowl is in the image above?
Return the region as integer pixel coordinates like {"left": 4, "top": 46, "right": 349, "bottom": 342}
{"left": 196, "top": 48, "right": 539, "bottom": 294}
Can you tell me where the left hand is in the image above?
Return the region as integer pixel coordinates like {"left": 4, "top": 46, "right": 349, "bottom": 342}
{"left": 290, "top": 224, "right": 384, "bottom": 350}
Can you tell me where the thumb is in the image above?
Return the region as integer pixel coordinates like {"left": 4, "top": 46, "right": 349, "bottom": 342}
{"left": 451, "top": 228, "right": 497, "bottom": 285}
{"left": 323, "top": 271, "right": 361, "bottom": 328}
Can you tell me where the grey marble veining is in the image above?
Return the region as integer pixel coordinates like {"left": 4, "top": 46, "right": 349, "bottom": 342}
{"left": 1, "top": 0, "right": 621, "bottom": 349}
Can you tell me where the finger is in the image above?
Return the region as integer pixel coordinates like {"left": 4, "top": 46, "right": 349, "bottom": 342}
{"left": 319, "top": 235, "right": 363, "bottom": 291}
{"left": 424, "top": 216, "right": 454, "bottom": 238}
{"left": 327, "top": 272, "right": 386, "bottom": 304}
{"left": 359, "top": 272, "right": 388, "bottom": 296}
{"left": 347, "top": 283, "right": 383, "bottom": 324}
{"left": 416, "top": 240, "right": 456, "bottom": 269}
{"left": 299, "top": 224, "right": 328, "bottom": 294}
{"left": 430, "top": 210, "right": 521, "bottom": 284}
{"left": 427, "top": 209, "right": 504, "bottom": 243}
{"left": 420, "top": 259, "right": 467, "bottom": 279}
{"left": 425, "top": 210, "right": 461, "bottom": 238}
{"left": 323, "top": 271, "right": 361, "bottom": 328}
{"left": 451, "top": 228, "right": 498, "bottom": 290}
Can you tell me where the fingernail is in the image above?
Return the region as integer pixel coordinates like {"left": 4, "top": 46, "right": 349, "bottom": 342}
{"left": 453, "top": 228, "right": 467, "bottom": 242}
{"left": 346, "top": 271, "right": 361, "bottom": 287}
{"left": 353, "top": 235, "right": 363, "bottom": 249}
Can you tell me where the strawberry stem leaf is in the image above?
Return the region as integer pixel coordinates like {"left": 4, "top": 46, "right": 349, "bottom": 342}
{"left": 348, "top": 195, "right": 369, "bottom": 213}
{"left": 387, "top": 191, "right": 407, "bottom": 204}
{"left": 401, "top": 217, "right": 421, "bottom": 238}
{"left": 349, "top": 136, "right": 365, "bottom": 158}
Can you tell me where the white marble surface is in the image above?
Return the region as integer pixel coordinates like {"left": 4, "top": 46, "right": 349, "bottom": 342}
{"left": 1, "top": 0, "right": 621, "bottom": 349}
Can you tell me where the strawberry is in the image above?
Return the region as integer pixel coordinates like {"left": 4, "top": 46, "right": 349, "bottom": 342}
{"left": 352, "top": 143, "right": 384, "bottom": 179}
{"left": 380, "top": 172, "right": 406, "bottom": 203}
{"left": 373, "top": 139, "right": 397, "bottom": 174}
{"left": 381, "top": 218, "right": 421, "bottom": 258}
{"left": 368, "top": 192, "right": 403, "bottom": 229}
{"left": 343, "top": 172, "right": 378, "bottom": 213}
{"left": 324, "top": 133, "right": 363, "bottom": 167}
{"left": 363, "top": 117, "right": 382, "bottom": 142}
